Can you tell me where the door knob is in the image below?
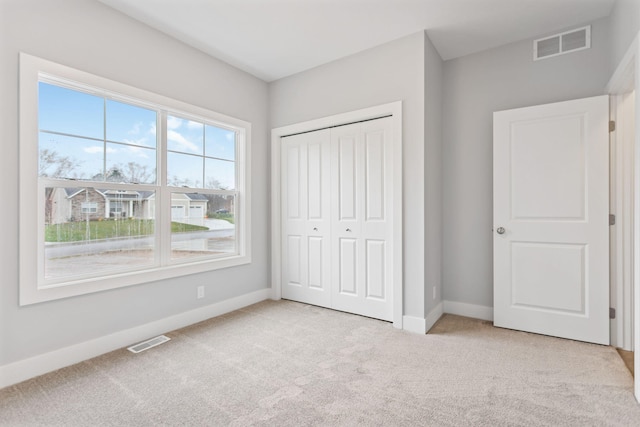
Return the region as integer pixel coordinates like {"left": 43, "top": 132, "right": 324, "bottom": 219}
{"left": 496, "top": 227, "right": 505, "bottom": 235}
{"left": 346, "top": 228, "right": 352, "bottom": 232}
{"left": 313, "top": 227, "right": 318, "bottom": 231}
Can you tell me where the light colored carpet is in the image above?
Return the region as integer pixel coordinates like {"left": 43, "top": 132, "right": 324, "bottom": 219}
{"left": 1, "top": 300, "right": 639, "bottom": 426}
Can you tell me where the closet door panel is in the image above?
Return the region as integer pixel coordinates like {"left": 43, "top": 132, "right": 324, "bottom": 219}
{"left": 281, "top": 129, "right": 331, "bottom": 307}
{"left": 365, "top": 239, "right": 386, "bottom": 300}
{"left": 338, "top": 238, "right": 358, "bottom": 295}
{"left": 338, "top": 134, "right": 358, "bottom": 221}
{"left": 308, "top": 236, "right": 324, "bottom": 289}
{"left": 331, "top": 118, "right": 393, "bottom": 321}
{"left": 365, "top": 129, "right": 385, "bottom": 221}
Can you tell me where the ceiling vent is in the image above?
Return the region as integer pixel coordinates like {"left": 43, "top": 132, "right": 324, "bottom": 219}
{"left": 534, "top": 25, "right": 591, "bottom": 61}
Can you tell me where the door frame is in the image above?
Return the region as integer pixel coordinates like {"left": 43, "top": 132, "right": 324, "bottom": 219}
{"left": 609, "top": 91, "right": 635, "bottom": 352}
{"left": 606, "top": 32, "right": 639, "bottom": 401}
{"left": 270, "top": 101, "right": 403, "bottom": 328}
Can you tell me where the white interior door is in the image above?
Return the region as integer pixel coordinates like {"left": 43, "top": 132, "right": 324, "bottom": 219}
{"left": 493, "top": 95, "right": 609, "bottom": 345}
{"left": 331, "top": 118, "right": 394, "bottom": 321}
{"left": 281, "top": 129, "right": 332, "bottom": 308}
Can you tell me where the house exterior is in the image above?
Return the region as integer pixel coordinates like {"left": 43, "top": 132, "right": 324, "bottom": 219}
{"left": 167, "top": 193, "right": 208, "bottom": 222}
{"left": 46, "top": 188, "right": 209, "bottom": 224}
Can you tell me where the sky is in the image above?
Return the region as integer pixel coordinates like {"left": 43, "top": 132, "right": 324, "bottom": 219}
{"left": 38, "top": 82, "right": 236, "bottom": 189}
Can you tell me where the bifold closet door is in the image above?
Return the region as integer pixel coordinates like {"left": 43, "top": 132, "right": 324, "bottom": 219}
{"left": 281, "top": 129, "right": 332, "bottom": 308}
{"left": 331, "top": 118, "right": 394, "bottom": 321}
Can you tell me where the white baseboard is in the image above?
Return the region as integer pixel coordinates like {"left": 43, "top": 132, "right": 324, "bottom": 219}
{"left": 425, "top": 302, "right": 444, "bottom": 333}
{"left": 402, "top": 302, "right": 444, "bottom": 334}
{"left": 443, "top": 300, "right": 493, "bottom": 321}
{"left": 402, "top": 315, "right": 427, "bottom": 334}
{"left": 0, "top": 288, "right": 270, "bottom": 389}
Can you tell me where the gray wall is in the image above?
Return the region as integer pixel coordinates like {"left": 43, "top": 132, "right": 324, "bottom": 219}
{"left": 0, "top": 0, "right": 269, "bottom": 365}
{"left": 424, "top": 36, "right": 444, "bottom": 314}
{"left": 270, "top": 31, "right": 439, "bottom": 319}
{"left": 609, "top": 0, "right": 640, "bottom": 70}
{"left": 442, "top": 17, "right": 613, "bottom": 308}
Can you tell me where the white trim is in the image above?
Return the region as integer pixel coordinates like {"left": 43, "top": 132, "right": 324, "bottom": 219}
{"left": 607, "top": 35, "right": 638, "bottom": 95}
{"left": 19, "top": 53, "right": 252, "bottom": 305}
{"left": 0, "top": 288, "right": 270, "bottom": 389}
{"left": 425, "top": 302, "right": 444, "bottom": 333}
{"left": 270, "top": 102, "right": 403, "bottom": 328}
{"left": 635, "top": 38, "right": 640, "bottom": 406}
{"left": 402, "top": 315, "right": 426, "bottom": 334}
{"left": 609, "top": 92, "right": 635, "bottom": 351}
{"left": 606, "top": 33, "right": 639, "bottom": 404}
{"left": 443, "top": 300, "right": 494, "bottom": 321}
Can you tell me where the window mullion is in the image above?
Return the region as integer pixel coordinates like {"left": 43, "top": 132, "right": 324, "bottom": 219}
{"left": 158, "top": 110, "right": 170, "bottom": 267}
{"left": 103, "top": 97, "right": 107, "bottom": 180}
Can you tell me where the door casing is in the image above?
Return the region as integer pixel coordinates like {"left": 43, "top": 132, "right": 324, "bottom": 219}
{"left": 606, "top": 31, "right": 639, "bottom": 402}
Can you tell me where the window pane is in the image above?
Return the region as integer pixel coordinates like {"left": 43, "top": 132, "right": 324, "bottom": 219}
{"left": 167, "top": 115, "right": 203, "bottom": 155}
{"left": 106, "top": 143, "right": 156, "bottom": 184}
{"left": 167, "top": 152, "right": 203, "bottom": 188}
{"left": 205, "top": 125, "right": 235, "bottom": 160}
{"left": 205, "top": 158, "right": 235, "bottom": 190}
{"left": 106, "top": 99, "right": 157, "bottom": 147}
{"left": 38, "top": 82, "right": 103, "bottom": 140}
{"left": 39, "top": 132, "right": 104, "bottom": 180}
{"left": 170, "top": 193, "right": 236, "bottom": 260}
{"left": 44, "top": 187, "right": 156, "bottom": 280}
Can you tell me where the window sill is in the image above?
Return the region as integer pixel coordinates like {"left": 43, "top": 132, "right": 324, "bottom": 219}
{"left": 20, "top": 254, "right": 251, "bottom": 306}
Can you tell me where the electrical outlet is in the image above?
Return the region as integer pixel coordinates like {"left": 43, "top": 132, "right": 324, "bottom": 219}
{"left": 197, "top": 286, "right": 205, "bottom": 299}
{"left": 432, "top": 286, "right": 436, "bottom": 300}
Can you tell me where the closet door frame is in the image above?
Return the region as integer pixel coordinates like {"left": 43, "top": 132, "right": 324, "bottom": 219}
{"left": 271, "top": 101, "right": 403, "bottom": 328}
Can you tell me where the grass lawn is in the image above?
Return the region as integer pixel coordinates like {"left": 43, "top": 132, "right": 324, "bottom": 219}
{"left": 45, "top": 219, "right": 209, "bottom": 243}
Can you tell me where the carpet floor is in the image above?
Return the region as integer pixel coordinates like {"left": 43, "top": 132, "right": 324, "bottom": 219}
{"left": 1, "top": 300, "right": 639, "bottom": 426}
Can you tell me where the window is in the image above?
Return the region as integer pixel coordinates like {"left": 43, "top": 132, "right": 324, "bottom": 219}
{"left": 81, "top": 202, "right": 98, "bottom": 214}
{"left": 19, "top": 53, "right": 251, "bottom": 305}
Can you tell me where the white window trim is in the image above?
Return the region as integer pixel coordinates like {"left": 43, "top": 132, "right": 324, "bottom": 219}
{"left": 19, "top": 53, "right": 252, "bottom": 305}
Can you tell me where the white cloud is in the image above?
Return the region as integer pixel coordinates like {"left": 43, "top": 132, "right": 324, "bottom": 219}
{"left": 128, "top": 122, "right": 142, "bottom": 135}
{"left": 167, "top": 116, "right": 183, "bottom": 130}
{"left": 187, "top": 120, "right": 202, "bottom": 130}
{"left": 148, "top": 122, "right": 157, "bottom": 135}
{"left": 125, "top": 145, "right": 150, "bottom": 159}
{"left": 168, "top": 130, "right": 199, "bottom": 153}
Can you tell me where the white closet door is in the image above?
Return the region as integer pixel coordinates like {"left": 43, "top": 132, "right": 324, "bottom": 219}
{"left": 331, "top": 117, "right": 394, "bottom": 321}
{"left": 281, "top": 129, "right": 332, "bottom": 307}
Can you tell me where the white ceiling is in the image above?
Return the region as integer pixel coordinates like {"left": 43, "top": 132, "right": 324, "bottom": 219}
{"left": 98, "top": 0, "right": 616, "bottom": 82}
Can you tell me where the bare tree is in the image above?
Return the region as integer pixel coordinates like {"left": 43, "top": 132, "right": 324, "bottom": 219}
{"left": 39, "top": 149, "right": 80, "bottom": 178}
{"left": 206, "top": 177, "right": 226, "bottom": 190}
{"left": 40, "top": 149, "right": 81, "bottom": 225}
{"left": 121, "top": 162, "right": 153, "bottom": 184}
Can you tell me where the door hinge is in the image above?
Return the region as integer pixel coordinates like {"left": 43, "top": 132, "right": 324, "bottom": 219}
{"left": 610, "top": 307, "right": 616, "bottom": 319}
{"left": 609, "top": 120, "right": 616, "bottom": 132}
{"left": 609, "top": 214, "right": 616, "bottom": 225}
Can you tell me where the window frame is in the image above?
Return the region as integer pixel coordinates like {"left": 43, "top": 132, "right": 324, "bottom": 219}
{"left": 19, "top": 53, "right": 252, "bottom": 305}
{"left": 81, "top": 202, "right": 98, "bottom": 214}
